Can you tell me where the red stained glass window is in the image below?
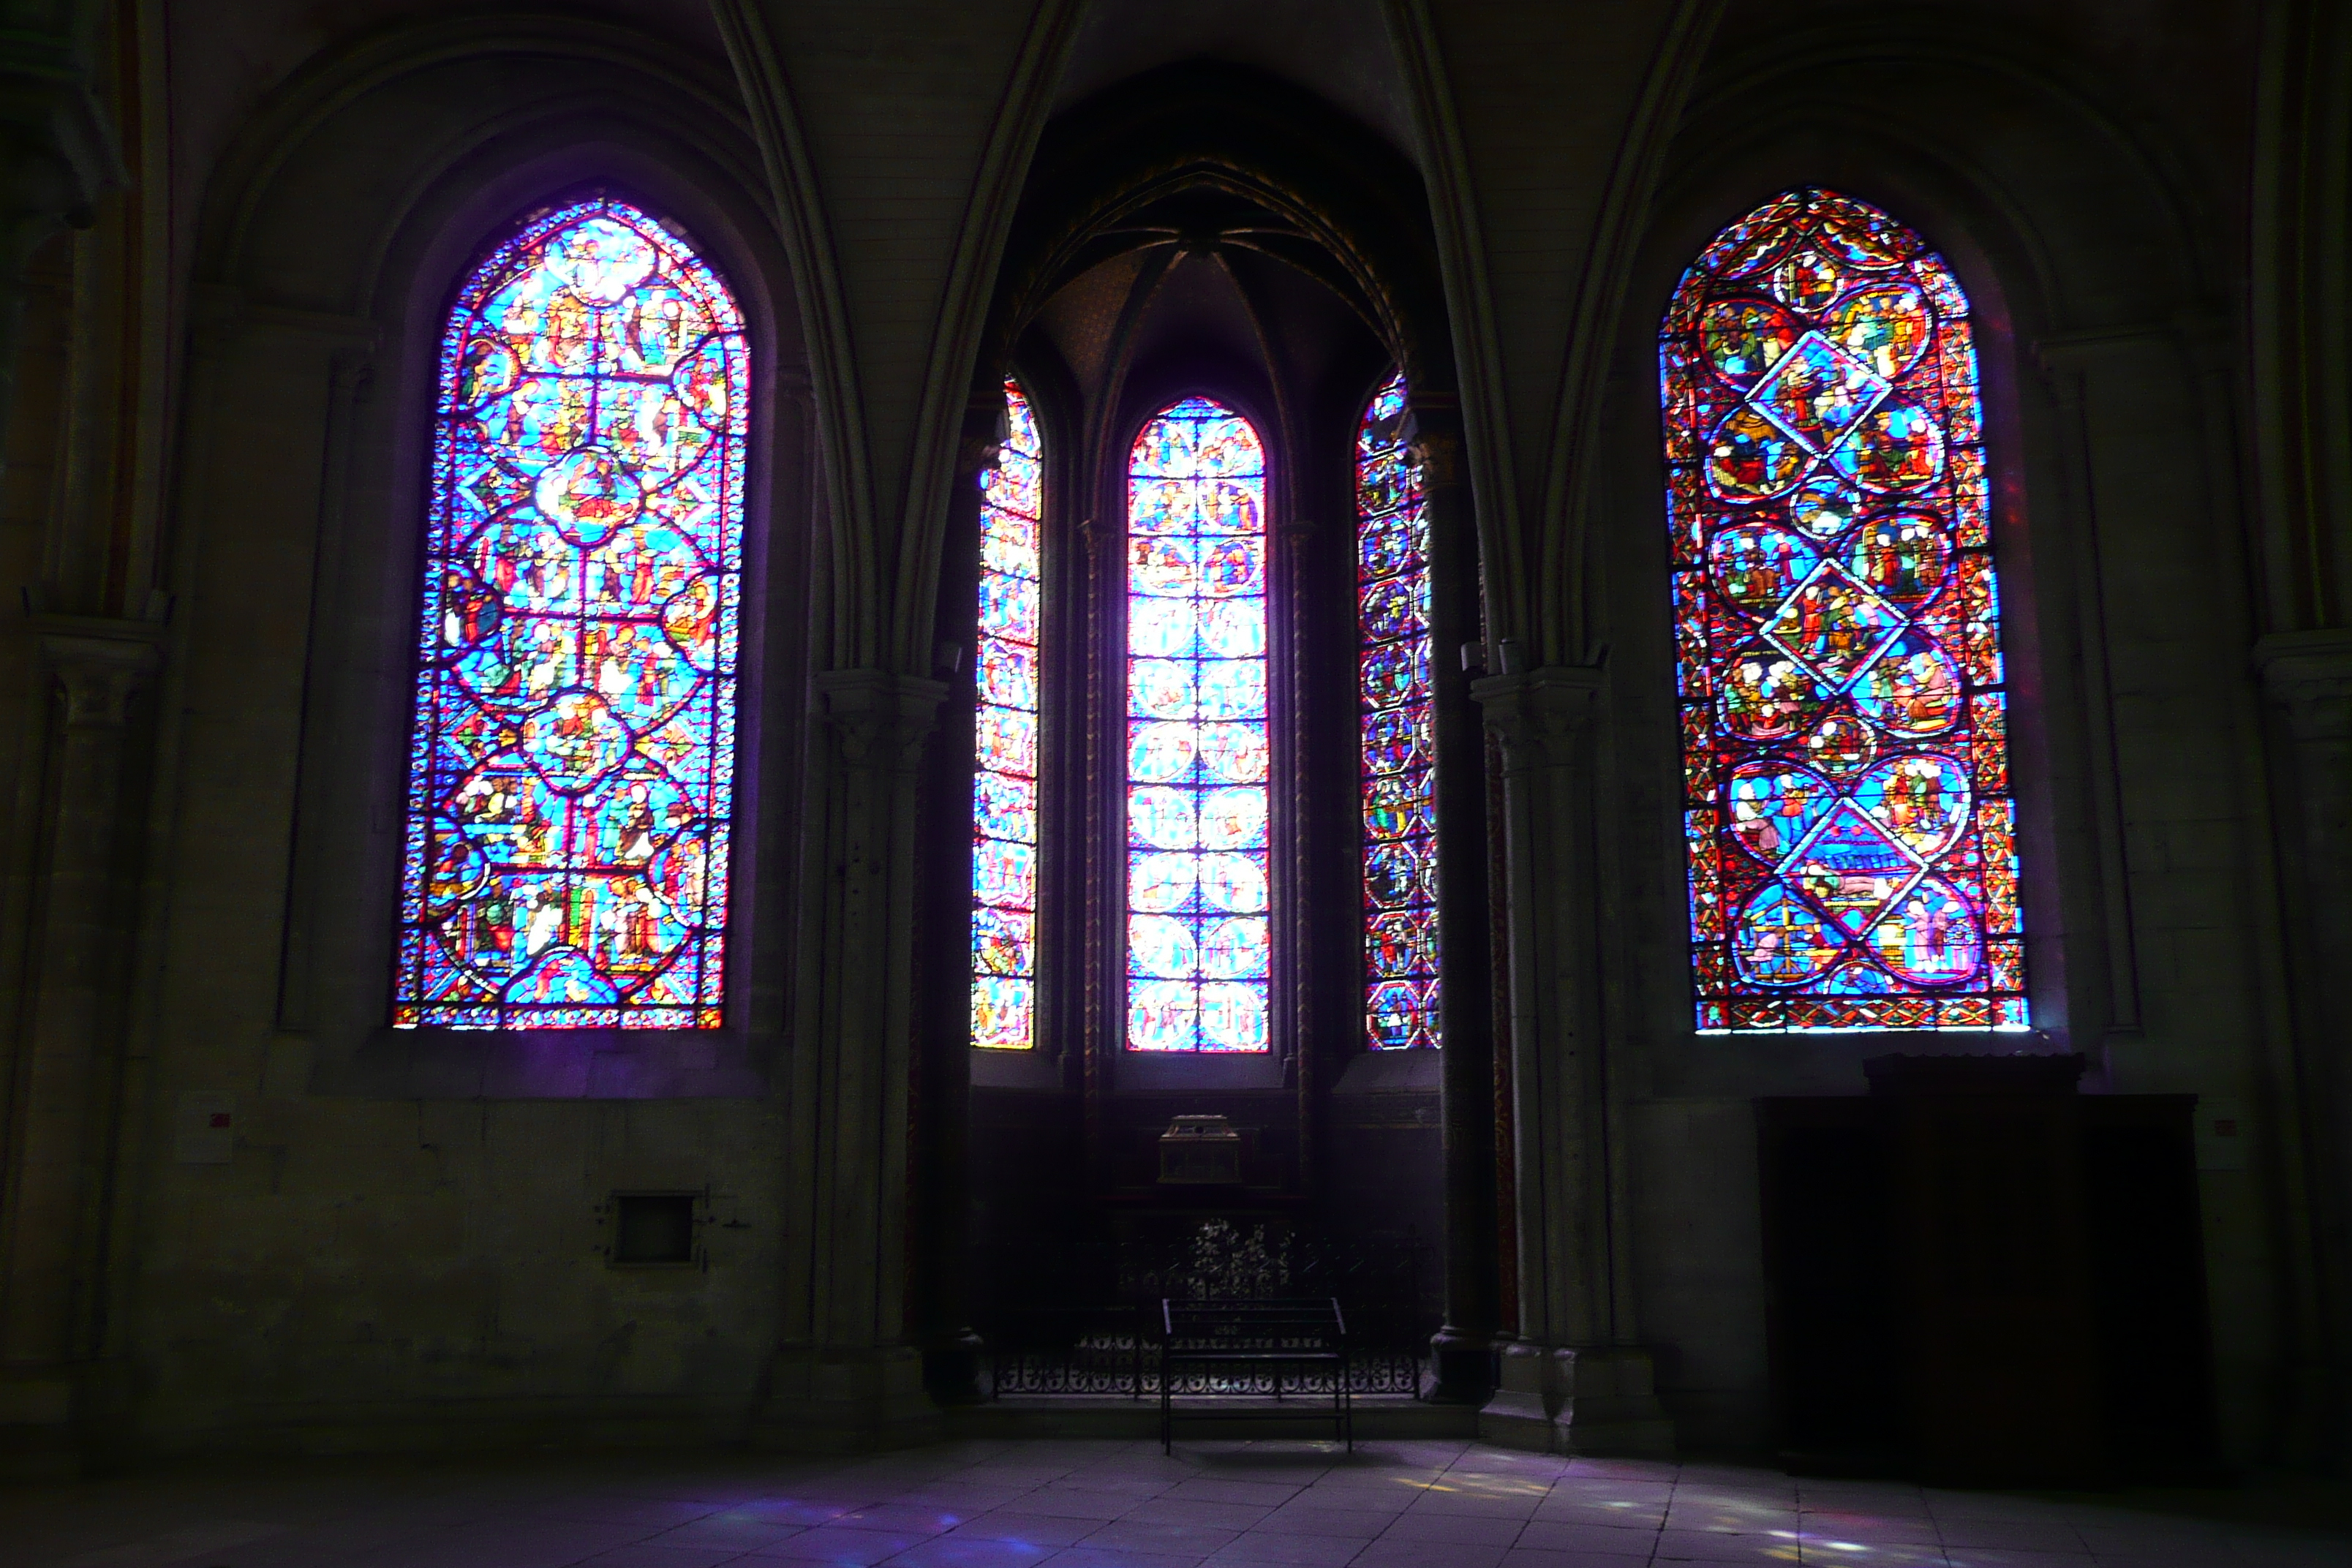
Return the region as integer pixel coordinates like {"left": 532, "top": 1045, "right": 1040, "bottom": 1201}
{"left": 971, "top": 381, "right": 1043, "bottom": 1049}
{"left": 393, "top": 197, "right": 747, "bottom": 1029}
{"left": 1357, "top": 374, "right": 1441, "bottom": 1049}
{"left": 1662, "top": 189, "right": 2027, "bottom": 1033}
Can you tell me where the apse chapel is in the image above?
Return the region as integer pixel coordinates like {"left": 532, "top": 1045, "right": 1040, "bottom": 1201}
{"left": 1, "top": 0, "right": 2349, "bottom": 1487}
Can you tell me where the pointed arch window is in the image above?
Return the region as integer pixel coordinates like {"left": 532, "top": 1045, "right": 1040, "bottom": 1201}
{"left": 971, "top": 380, "right": 1044, "bottom": 1049}
{"left": 1661, "top": 188, "right": 2027, "bottom": 1033}
{"left": 1357, "top": 374, "right": 1441, "bottom": 1049}
{"left": 393, "top": 197, "right": 749, "bottom": 1029}
{"left": 1125, "top": 399, "right": 1273, "bottom": 1053}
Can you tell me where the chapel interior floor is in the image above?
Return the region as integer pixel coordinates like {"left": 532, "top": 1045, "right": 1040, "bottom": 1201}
{"left": 5, "top": 1436, "right": 2349, "bottom": 1568}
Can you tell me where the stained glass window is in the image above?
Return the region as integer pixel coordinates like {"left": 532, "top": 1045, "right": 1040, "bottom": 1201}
{"left": 1662, "top": 188, "right": 2026, "bottom": 1033}
{"left": 392, "top": 197, "right": 747, "bottom": 1029}
{"left": 971, "top": 381, "right": 1043, "bottom": 1049}
{"left": 1357, "top": 374, "right": 1441, "bottom": 1049}
{"left": 1126, "top": 399, "right": 1272, "bottom": 1052}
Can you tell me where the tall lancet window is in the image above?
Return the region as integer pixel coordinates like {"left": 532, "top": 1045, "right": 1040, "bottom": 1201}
{"left": 971, "top": 380, "right": 1044, "bottom": 1049}
{"left": 393, "top": 197, "right": 748, "bottom": 1029}
{"left": 1126, "top": 399, "right": 1273, "bottom": 1052}
{"left": 1357, "top": 374, "right": 1441, "bottom": 1049}
{"left": 1662, "top": 188, "right": 2027, "bottom": 1033}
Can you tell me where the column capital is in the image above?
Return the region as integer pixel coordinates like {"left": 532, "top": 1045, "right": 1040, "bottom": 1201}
{"left": 34, "top": 618, "right": 163, "bottom": 729}
{"left": 815, "top": 668, "right": 946, "bottom": 769}
{"left": 1471, "top": 666, "right": 1603, "bottom": 770}
{"left": 2255, "top": 630, "right": 2352, "bottom": 743}
{"left": 0, "top": 62, "right": 124, "bottom": 255}
{"left": 1406, "top": 429, "right": 1460, "bottom": 487}
{"left": 955, "top": 431, "right": 1002, "bottom": 481}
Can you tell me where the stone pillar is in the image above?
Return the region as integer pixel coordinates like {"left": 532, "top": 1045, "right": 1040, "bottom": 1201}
{"left": 1470, "top": 666, "right": 1672, "bottom": 1455}
{"left": 761, "top": 668, "right": 948, "bottom": 1449}
{"left": 913, "top": 417, "right": 1001, "bottom": 1405}
{"left": 0, "top": 624, "right": 159, "bottom": 1471}
{"left": 2254, "top": 628, "right": 2352, "bottom": 1463}
{"left": 1414, "top": 409, "right": 1499, "bottom": 1403}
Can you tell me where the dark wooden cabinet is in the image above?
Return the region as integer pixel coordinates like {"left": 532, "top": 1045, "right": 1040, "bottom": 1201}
{"left": 1757, "top": 1056, "right": 2217, "bottom": 1485}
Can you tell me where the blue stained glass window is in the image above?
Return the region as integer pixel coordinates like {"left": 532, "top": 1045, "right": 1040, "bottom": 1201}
{"left": 972, "top": 381, "right": 1043, "bottom": 1049}
{"left": 1357, "top": 374, "right": 1441, "bottom": 1049}
{"left": 1126, "top": 399, "right": 1272, "bottom": 1052}
{"left": 1662, "top": 188, "right": 2027, "bottom": 1033}
{"left": 392, "top": 197, "right": 747, "bottom": 1029}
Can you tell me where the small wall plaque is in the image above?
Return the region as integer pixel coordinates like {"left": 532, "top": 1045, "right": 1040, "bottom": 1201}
{"left": 1158, "top": 1115, "right": 1242, "bottom": 1185}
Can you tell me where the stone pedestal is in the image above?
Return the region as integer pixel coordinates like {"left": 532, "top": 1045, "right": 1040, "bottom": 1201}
{"left": 1480, "top": 1342, "right": 1675, "bottom": 1455}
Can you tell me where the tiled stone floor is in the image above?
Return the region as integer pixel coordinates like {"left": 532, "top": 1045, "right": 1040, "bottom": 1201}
{"left": 7, "top": 1439, "right": 2348, "bottom": 1568}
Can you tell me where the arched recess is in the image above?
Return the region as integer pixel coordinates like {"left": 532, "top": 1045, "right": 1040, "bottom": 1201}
{"left": 909, "top": 62, "right": 1502, "bottom": 1403}
{"left": 1595, "top": 12, "right": 2310, "bottom": 1459}
{"left": 181, "top": 15, "right": 811, "bottom": 1098}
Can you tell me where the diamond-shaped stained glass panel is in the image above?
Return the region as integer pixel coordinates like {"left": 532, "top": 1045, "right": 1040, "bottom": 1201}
{"left": 1661, "top": 189, "right": 2027, "bottom": 1033}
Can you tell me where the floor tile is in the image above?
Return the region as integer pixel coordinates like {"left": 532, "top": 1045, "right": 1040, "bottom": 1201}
{"left": 952, "top": 1512, "right": 1114, "bottom": 1548}
{"left": 1379, "top": 1509, "right": 1525, "bottom": 1545}
{"left": 1515, "top": 1518, "right": 1662, "bottom": 1554}
{"left": 1121, "top": 1499, "right": 1278, "bottom": 1531}
{"left": 884, "top": 1536, "right": 1059, "bottom": 1568}
{"left": 1500, "top": 1550, "right": 1652, "bottom": 1568}
{"left": 748, "top": 1523, "right": 932, "bottom": 1564}
{"left": 1078, "top": 1518, "right": 1245, "bottom": 1556}
{"left": 1937, "top": 1522, "right": 2087, "bottom": 1552}
{"left": 1202, "top": 1531, "right": 1367, "bottom": 1565}
{"left": 1349, "top": 1539, "right": 1509, "bottom": 1568}
{"left": 1041, "top": 1548, "right": 1210, "bottom": 1568}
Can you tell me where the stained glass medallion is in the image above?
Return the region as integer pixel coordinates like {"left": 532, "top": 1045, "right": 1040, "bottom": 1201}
{"left": 1662, "top": 188, "right": 2027, "bottom": 1033}
{"left": 1357, "top": 374, "right": 1441, "bottom": 1049}
{"left": 1126, "top": 399, "right": 1272, "bottom": 1052}
{"left": 393, "top": 197, "right": 747, "bottom": 1028}
{"left": 972, "top": 381, "right": 1043, "bottom": 1049}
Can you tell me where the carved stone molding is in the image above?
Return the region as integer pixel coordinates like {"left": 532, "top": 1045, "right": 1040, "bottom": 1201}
{"left": 36, "top": 623, "right": 163, "bottom": 728}
{"left": 1471, "top": 666, "right": 1603, "bottom": 773}
{"left": 1409, "top": 429, "right": 1461, "bottom": 488}
{"left": 2255, "top": 629, "right": 2352, "bottom": 743}
{"left": 815, "top": 668, "right": 946, "bottom": 772}
{"left": 955, "top": 431, "right": 1002, "bottom": 480}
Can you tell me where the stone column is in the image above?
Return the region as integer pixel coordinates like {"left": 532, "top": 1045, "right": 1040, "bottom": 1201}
{"left": 1413, "top": 409, "right": 1499, "bottom": 1403}
{"left": 761, "top": 668, "right": 947, "bottom": 1449}
{"left": 1470, "top": 666, "right": 1672, "bottom": 1455}
{"left": 913, "top": 418, "right": 1000, "bottom": 1405}
{"left": 0, "top": 624, "right": 159, "bottom": 1469}
{"left": 2254, "top": 628, "right": 2352, "bottom": 1461}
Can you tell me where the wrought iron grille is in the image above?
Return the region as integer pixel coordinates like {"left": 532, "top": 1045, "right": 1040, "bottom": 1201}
{"left": 978, "top": 1226, "right": 1436, "bottom": 1400}
{"left": 984, "top": 1310, "right": 1425, "bottom": 1399}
